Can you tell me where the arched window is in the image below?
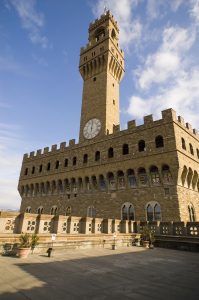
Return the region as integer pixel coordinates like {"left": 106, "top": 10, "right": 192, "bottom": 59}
{"left": 24, "top": 168, "right": 28, "bottom": 175}
{"left": 95, "top": 27, "right": 105, "bottom": 41}
{"left": 162, "top": 165, "right": 172, "bottom": 183}
{"left": 55, "top": 160, "right": 59, "bottom": 169}
{"left": 47, "top": 162, "right": 51, "bottom": 171}
{"left": 25, "top": 184, "right": 29, "bottom": 197}
{"left": 73, "top": 157, "right": 77, "bottom": 166}
{"left": 71, "top": 178, "right": 77, "bottom": 194}
{"left": 188, "top": 204, "right": 195, "bottom": 222}
{"left": 57, "top": 179, "right": 63, "bottom": 193}
{"left": 189, "top": 143, "right": 194, "bottom": 155}
{"left": 99, "top": 174, "right": 106, "bottom": 191}
{"left": 138, "top": 140, "right": 145, "bottom": 152}
{"left": 121, "top": 203, "right": 135, "bottom": 220}
{"left": 129, "top": 205, "right": 135, "bottom": 220}
{"left": 127, "top": 169, "right": 136, "bottom": 187}
{"left": 155, "top": 135, "right": 164, "bottom": 148}
{"left": 146, "top": 202, "right": 161, "bottom": 221}
{"left": 150, "top": 166, "right": 160, "bottom": 185}
{"left": 40, "top": 182, "right": 45, "bottom": 195}
{"left": 111, "top": 28, "right": 116, "bottom": 39}
{"left": 154, "top": 204, "right": 161, "bottom": 220}
{"left": 46, "top": 181, "right": 50, "bottom": 194}
{"left": 107, "top": 172, "right": 115, "bottom": 190}
{"left": 187, "top": 168, "right": 193, "bottom": 188}
{"left": 95, "top": 151, "right": 100, "bottom": 161}
{"left": 78, "top": 177, "right": 83, "bottom": 192}
{"left": 50, "top": 206, "right": 58, "bottom": 215}
{"left": 64, "top": 158, "right": 68, "bottom": 167}
{"left": 117, "top": 170, "right": 125, "bottom": 189}
{"left": 123, "top": 144, "right": 129, "bottom": 155}
{"left": 181, "top": 166, "right": 188, "bottom": 186}
{"left": 37, "top": 206, "right": 43, "bottom": 214}
{"left": 197, "top": 149, "right": 199, "bottom": 159}
{"left": 30, "top": 184, "right": 34, "bottom": 196}
{"left": 92, "top": 175, "right": 98, "bottom": 190}
{"left": 122, "top": 205, "right": 128, "bottom": 220}
{"left": 138, "top": 168, "right": 148, "bottom": 185}
{"left": 146, "top": 204, "right": 153, "bottom": 221}
{"left": 51, "top": 180, "right": 56, "bottom": 194}
{"left": 66, "top": 206, "right": 71, "bottom": 216}
{"left": 85, "top": 177, "right": 91, "bottom": 191}
{"left": 31, "top": 166, "right": 35, "bottom": 174}
{"left": 108, "top": 147, "right": 114, "bottom": 158}
{"left": 83, "top": 154, "right": 88, "bottom": 164}
{"left": 25, "top": 206, "right": 31, "bottom": 213}
{"left": 181, "top": 138, "right": 186, "bottom": 150}
{"left": 192, "top": 171, "right": 198, "bottom": 190}
{"left": 39, "top": 164, "right": 43, "bottom": 172}
{"left": 87, "top": 206, "right": 96, "bottom": 218}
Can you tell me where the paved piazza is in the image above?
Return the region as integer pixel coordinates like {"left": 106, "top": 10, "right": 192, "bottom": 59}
{"left": 0, "top": 247, "right": 198, "bottom": 300}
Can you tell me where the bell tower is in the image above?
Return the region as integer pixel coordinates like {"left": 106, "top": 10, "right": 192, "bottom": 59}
{"left": 79, "top": 11, "right": 125, "bottom": 143}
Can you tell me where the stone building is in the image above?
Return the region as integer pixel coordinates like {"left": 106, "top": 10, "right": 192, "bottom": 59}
{"left": 18, "top": 11, "right": 199, "bottom": 222}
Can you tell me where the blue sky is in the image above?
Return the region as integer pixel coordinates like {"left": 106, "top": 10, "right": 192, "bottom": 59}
{"left": 0, "top": 0, "right": 199, "bottom": 210}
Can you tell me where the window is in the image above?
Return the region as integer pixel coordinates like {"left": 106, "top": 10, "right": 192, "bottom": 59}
{"left": 58, "top": 180, "right": 63, "bottom": 193}
{"left": 93, "top": 77, "right": 96, "bottom": 81}
{"left": 138, "top": 140, "right": 145, "bottom": 152}
{"left": 92, "top": 176, "right": 98, "bottom": 190}
{"left": 73, "top": 157, "right": 77, "bottom": 166}
{"left": 123, "top": 144, "right": 129, "bottom": 155}
{"left": 127, "top": 169, "right": 136, "bottom": 188}
{"left": 66, "top": 206, "right": 71, "bottom": 216}
{"left": 87, "top": 206, "right": 96, "bottom": 218}
{"left": 85, "top": 177, "right": 90, "bottom": 191}
{"left": 50, "top": 206, "right": 58, "bottom": 215}
{"left": 155, "top": 135, "right": 164, "bottom": 148}
{"left": 164, "top": 188, "right": 170, "bottom": 196}
{"left": 55, "top": 160, "right": 59, "bottom": 169}
{"left": 113, "top": 99, "right": 115, "bottom": 105}
{"left": 108, "top": 147, "right": 114, "bottom": 158}
{"left": 95, "top": 151, "right": 100, "bottom": 161}
{"left": 197, "top": 149, "right": 199, "bottom": 159}
{"left": 31, "top": 166, "right": 35, "bottom": 174}
{"left": 189, "top": 143, "right": 194, "bottom": 155}
{"left": 99, "top": 175, "right": 106, "bottom": 191}
{"left": 150, "top": 166, "right": 160, "bottom": 185}
{"left": 83, "top": 154, "right": 88, "bottom": 164}
{"left": 39, "top": 164, "right": 43, "bottom": 172}
{"left": 188, "top": 204, "right": 195, "bottom": 222}
{"left": 121, "top": 203, "right": 135, "bottom": 220}
{"left": 162, "top": 165, "right": 172, "bottom": 184}
{"left": 25, "top": 206, "right": 31, "bottom": 213}
{"left": 24, "top": 168, "right": 28, "bottom": 175}
{"left": 107, "top": 172, "right": 116, "bottom": 190}
{"left": 117, "top": 170, "right": 125, "bottom": 189}
{"left": 64, "top": 158, "right": 68, "bottom": 167}
{"left": 146, "top": 202, "right": 161, "bottom": 221}
{"left": 138, "top": 168, "right": 148, "bottom": 185}
{"left": 37, "top": 206, "right": 43, "bottom": 214}
{"left": 111, "top": 28, "right": 116, "bottom": 39}
{"left": 181, "top": 138, "right": 186, "bottom": 150}
{"left": 95, "top": 27, "right": 105, "bottom": 41}
{"left": 47, "top": 162, "right": 51, "bottom": 171}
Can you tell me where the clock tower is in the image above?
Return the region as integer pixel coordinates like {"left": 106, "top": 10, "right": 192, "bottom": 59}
{"left": 79, "top": 11, "right": 125, "bottom": 143}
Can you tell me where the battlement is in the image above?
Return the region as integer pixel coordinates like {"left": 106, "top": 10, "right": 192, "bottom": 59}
{"left": 23, "top": 108, "right": 198, "bottom": 161}
{"left": 89, "top": 10, "right": 119, "bottom": 33}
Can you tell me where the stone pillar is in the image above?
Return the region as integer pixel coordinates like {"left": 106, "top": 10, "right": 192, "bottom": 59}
{"left": 92, "top": 218, "right": 103, "bottom": 233}
{"left": 0, "top": 211, "right": 20, "bottom": 233}
{"left": 121, "top": 220, "right": 129, "bottom": 233}
{"left": 20, "top": 213, "right": 38, "bottom": 234}
{"left": 102, "top": 219, "right": 113, "bottom": 233}
{"left": 53, "top": 215, "right": 69, "bottom": 234}
{"left": 113, "top": 219, "right": 121, "bottom": 233}
{"left": 37, "top": 214, "right": 55, "bottom": 234}
{"left": 68, "top": 216, "right": 82, "bottom": 234}
{"left": 81, "top": 217, "right": 93, "bottom": 234}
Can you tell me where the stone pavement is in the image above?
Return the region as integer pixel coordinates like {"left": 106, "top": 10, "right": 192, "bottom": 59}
{"left": 0, "top": 246, "right": 198, "bottom": 300}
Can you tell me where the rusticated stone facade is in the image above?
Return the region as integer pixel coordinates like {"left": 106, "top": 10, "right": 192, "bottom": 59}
{"left": 18, "top": 11, "right": 199, "bottom": 222}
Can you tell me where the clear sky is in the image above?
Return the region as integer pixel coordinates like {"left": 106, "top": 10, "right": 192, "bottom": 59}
{"left": 0, "top": 0, "right": 199, "bottom": 210}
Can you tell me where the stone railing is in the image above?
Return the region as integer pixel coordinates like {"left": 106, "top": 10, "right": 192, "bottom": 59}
{"left": 0, "top": 211, "right": 199, "bottom": 237}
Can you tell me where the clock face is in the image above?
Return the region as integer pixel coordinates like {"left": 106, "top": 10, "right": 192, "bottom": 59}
{"left": 83, "top": 118, "right": 101, "bottom": 139}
